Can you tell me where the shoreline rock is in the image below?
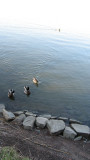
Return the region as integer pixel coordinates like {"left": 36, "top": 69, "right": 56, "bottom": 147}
{"left": 58, "top": 117, "right": 68, "bottom": 122}
{"left": 36, "top": 117, "right": 48, "bottom": 128}
{"left": 14, "top": 111, "right": 24, "bottom": 116}
{"left": 0, "top": 104, "right": 5, "bottom": 114}
{"left": 47, "top": 119, "right": 65, "bottom": 135}
{"left": 63, "top": 126, "right": 77, "bottom": 139}
{"left": 39, "top": 114, "right": 51, "bottom": 120}
{"left": 25, "top": 111, "right": 37, "bottom": 117}
{"left": 71, "top": 123, "right": 90, "bottom": 138}
{"left": 69, "top": 119, "right": 82, "bottom": 124}
{"left": 3, "top": 109, "right": 15, "bottom": 121}
{"left": 23, "top": 116, "right": 35, "bottom": 130}
{"left": 0, "top": 104, "right": 90, "bottom": 141}
{"left": 14, "top": 114, "right": 26, "bottom": 123}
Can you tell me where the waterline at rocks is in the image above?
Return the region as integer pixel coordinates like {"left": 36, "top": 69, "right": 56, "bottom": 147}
{"left": 0, "top": 104, "right": 90, "bottom": 141}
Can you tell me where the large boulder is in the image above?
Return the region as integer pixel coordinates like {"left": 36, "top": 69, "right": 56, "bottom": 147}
{"left": 3, "top": 109, "right": 15, "bottom": 121}
{"left": 14, "top": 114, "right": 26, "bottom": 123}
{"left": 0, "top": 104, "right": 5, "bottom": 114}
{"left": 47, "top": 119, "right": 65, "bottom": 135}
{"left": 71, "top": 123, "right": 90, "bottom": 138}
{"left": 23, "top": 116, "right": 35, "bottom": 130}
{"left": 63, "top": 126, "right": 77, "bottom": 139}
{"left": 36, "top": 117, "right": 48, "bottom": 128}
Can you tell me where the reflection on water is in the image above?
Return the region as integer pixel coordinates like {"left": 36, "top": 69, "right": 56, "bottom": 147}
{"left": 0, "top": 26, "right": 90, "bottom": 126}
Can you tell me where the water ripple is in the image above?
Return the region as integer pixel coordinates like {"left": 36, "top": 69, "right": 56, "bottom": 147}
{"left": 0, "top": 26, "right": 90, "bottom": 125}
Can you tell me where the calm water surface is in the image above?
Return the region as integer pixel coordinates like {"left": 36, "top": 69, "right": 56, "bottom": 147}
{"left": 0, "top": 26, "right": 90, "bottom": 125}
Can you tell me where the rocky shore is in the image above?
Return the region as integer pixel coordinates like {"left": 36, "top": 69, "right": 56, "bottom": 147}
{"left": 0, "top": 103, "right": 90, "bottom": 160}
{"left": 0, "top": 104, "right": 90, "bottom": 141}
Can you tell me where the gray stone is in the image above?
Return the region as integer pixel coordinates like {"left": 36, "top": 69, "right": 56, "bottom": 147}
{"left": 3, "top": 109, "right": 15, "bottom": 121}
{"left": 14, "top": 114, "right": 26, "bottom": 123}
{"left": 58, "top": 117, "right": 68, "bottom": 122}
{"left": 14, "top": 111, "right": 24, "bottom": 116}
{"left": 69, "top": 119, "right": 81, "bottom": 124}
{"left": 47, "top": 119, "right": 65, "bottom": 135}
{"left": 36, "top": 117, "right": 48, "bottom": 128}
{"left": 23, "top": 116, "right": 35, "bottom": 130}
{"left": 74, "top": 136, "right": 82, "bottom": 141}
{"left": 63, "top": 126, "right": 77, "bottom": 139}
{"left": 25, "top": 112, "right": 37, "bottom": 117}
{"left": 71, "top": 123, "right": 90, "bottom": 138}
{"left": 0, "top": 104, "right": 5, "bottom": 114}
{"left": 39, "top": 114, "right": 51, "bottom": 120}
{"left": 50, "top": 116, "right": 57, "bottom": 119}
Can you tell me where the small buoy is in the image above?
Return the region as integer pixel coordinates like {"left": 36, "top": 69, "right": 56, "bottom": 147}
{"left": 24, "top": 86, "right": 30, "bottom": 95}
{"left": 8, "top": 89, "right": 15, "bottom": 98}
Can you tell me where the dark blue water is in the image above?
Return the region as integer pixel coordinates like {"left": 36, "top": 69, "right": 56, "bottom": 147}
{"left": 0, "top": 26, "right": 90, "bottom": 125}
